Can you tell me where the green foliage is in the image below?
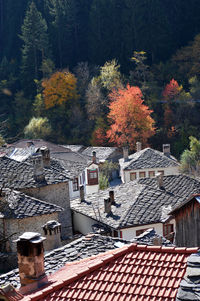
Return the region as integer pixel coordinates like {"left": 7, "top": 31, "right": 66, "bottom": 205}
{"left": 24, "top": 117, "right": 52, "bottom": 139}
{"left": 99, "top": 173, "right": 109, "bottom": 190}
{"left": 180, "top": 136, "right": 200, "bottom": 176}
{"left": 99, "top": 160, "right": 118, "bottom": 180}
{"left": 0, "top": 135, "right": 6, "bottom": 146}
{"left": 98, "top": 59, "right": 122, "bottom": 91}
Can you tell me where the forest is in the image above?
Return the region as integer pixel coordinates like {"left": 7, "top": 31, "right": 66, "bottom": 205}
{"left": 1, "top": 0, "right": 200, "bottom": 158}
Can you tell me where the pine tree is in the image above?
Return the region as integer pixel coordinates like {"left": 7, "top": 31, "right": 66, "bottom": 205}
{"left": 20, "top": 2, "right": 50, "bottom": 93}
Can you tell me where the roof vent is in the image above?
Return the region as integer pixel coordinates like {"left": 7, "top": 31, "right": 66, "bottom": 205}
{"left": 163, "top": 144, "right": 170, "bottom": 157}
{"left": 156, "top": 172, "right": 164, "bottom": 190}
{"left": 104, "top": 198, "right": 112, "bottom": 214}
{"left": 136, "top": 142, "right": 142, "bottom": 152}
{"left": 123, "top": 146, "right": 129, "bottom": 162}
{"left": 31, "top": 153, "right": 45, "bottom": 182}
{"left": 40, "top": 146, "right": 50, "bottom": 168}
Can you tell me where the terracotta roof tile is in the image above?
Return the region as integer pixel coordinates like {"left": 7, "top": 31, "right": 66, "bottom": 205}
{"left": 19, "top": 244, "right": 198, "bottom": 301}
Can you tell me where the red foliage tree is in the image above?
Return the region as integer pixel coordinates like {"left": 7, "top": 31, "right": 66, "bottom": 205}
{"left": 106, "top": 85, "right": 155, "bottom": 150}
{"left": 162, "top": 78, "right": 182, "bottom": 101}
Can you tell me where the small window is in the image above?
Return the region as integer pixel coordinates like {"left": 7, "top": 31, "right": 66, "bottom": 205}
{"left": 139, "top": 171, "right": 146, "bottom": 178}
{"left": 130, "top": 172, "right": 136, "bottom": 181}
{"left": 149, "top": 171, "right": 155, "bottom": 178}
{"left": 113, "top": 230, "right": 118, "bottom": 237}
{"left": 158, "top": 170, "right": 164, "bottom": 175}
{"left": 73, "top": 178, "right": 79, "bottom": 191}
{"left": 89, "top": 171, "right": 97, "bottom": 179}
{"left": 87, "top": 169, "right": 98, "bottom": 185}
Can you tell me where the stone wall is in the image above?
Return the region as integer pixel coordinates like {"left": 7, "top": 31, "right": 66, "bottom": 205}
{"left": 1, "top": 213, "right": 58, "bottom": 273}
{"left": 22, "top": 182, "right": 72, "bottom": 239}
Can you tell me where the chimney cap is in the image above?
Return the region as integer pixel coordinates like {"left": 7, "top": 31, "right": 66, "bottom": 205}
{"left": 43, "top": 220, "right": 61, "bottom": 230}
{"left": 15, "top": 232, "right": 46, "bottom": 243}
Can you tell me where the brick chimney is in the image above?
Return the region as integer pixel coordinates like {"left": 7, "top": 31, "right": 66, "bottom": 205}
{"left": 92, "top": 151, "right": 97, "bottom": 163}
{"left": 40, "top": 146, "right": 50, "bottom": 168}
{"left": 109, "top": 190, "right": 115, "bottom": 205}
{"left": 15, "top": 232, "right": 46, "bottom": 289}
{"left": 136, "top": 142, "right": 142, "bottom": 152}
{"left": 163, "top": 144, "right": 171, "bottom": 157}
{"left": 80, "top": 185, "right": 85, "bottom": 202}
{"left": 32, "top": 153, "right": 45, "bottom": 182}
{"left": 123, "top": 146, "right": 129, "bottom": 162}
{"left": 104, "top": 198, "right": 112, "bottom": 214}
{"left": 156, "top": 172, "right": 164, "bottom": 189}
{"left": 42, "top": 220, "right": 61, "bottom": 251}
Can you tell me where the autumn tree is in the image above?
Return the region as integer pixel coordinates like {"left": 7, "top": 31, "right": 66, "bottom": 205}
{"left": 42, "top": 71, "right": 78, "bottom": 109}
{"left": 24, "top": 117, "right": 52, "bottom": 139}
{"left": 162, "top": 78, "right": 182, "bottom": 101}
{"left": 107, "top": 85, "right": 155, "bottom": 150}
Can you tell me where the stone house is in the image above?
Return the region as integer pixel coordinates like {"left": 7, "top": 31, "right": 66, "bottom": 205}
{"left": 71, "top": 177, "right": 184, "bottom": 241}
{"left": 119, "top": 143, "right": 180, "bottom": 183}
{"left": 0, "top": 152, "right": 72, "bottom": 239}
{"left": 0, "top": 189, "right": 62, "bottom": 273}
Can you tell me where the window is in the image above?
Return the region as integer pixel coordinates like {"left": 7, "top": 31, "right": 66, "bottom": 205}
{"left": 149, "top": 171, "right": 155, "bottom": 178}
{"left": 139, "top": 171, "right": 146, "bottom": 178}
{"left": 163, "top": 224, "right": 174, "bottom": 242}
{"left": 158, "top": 170, "right": 164, "bottom": 175}
{"left": 73, "top": 178, "right": 79, "bottom": 191}
{"left": 87, "top": 169, "right": 98, "bottom": 185}
{"left": 130, "top": 172, "right": 136, "bottom": 181}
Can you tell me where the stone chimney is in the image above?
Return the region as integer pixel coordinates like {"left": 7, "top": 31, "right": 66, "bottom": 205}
{"left": 40, "top": 146, "right": 50, "bottom": 168}
{"left": 109, "top": 190, "right": 115, "bottom": 205}
{"left": 31, "top": 153, "right": 45, "bottom": 182}
{"left": 136, "top": 142, "right": 142, "bottom": 152}
{"left": 163, "top": 144, "right": 171, "bottom": 157}
{"left": 156, "top": 172, "right": 164, "bottom": 189}
{"left": 123, "top": 146, "right": 129, "bottom": 162}
{"left": 80, "top": 185, "right": 85, "bottom": 202}
{"left": 92, "top": 151, "right": 97, "bottom": 163}
{"left": 42, "top": 220, "right": 61, "bottom": 251}
{"left": 15, "top": 232, "right": 46, "bottom": 289}
{"left": 27, "top": 141, "right": 34, "bottom": 148}
{"left": 104, "top": 198, "right": 112, "bottom": 214}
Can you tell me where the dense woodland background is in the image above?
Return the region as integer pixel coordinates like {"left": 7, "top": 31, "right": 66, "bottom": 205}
{"left": 1, "top": 0, "right": 200, "bottom": 158}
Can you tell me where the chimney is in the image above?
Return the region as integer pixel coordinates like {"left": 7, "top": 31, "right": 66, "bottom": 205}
{"left": 104, "top": 198, "right": 112, "bottom": 214}
{"left": 156, "top": 172, "right": 164, "bottom": 189}
{"left": 109, "top": 190, "right": 115, "bottom": 205}
{"left": 80, "top": 185, "right": 85, "bottom": 202}
{"left": 123, "top": 146, "right": 129, "bottom": 162}
{"left": 163, "top": 144, "right": 171, "bottom": 157}
{"left": 42, "top": 220, "right": 61, "bottom": 251}
{"left": 92, "top": 151, "right": 96, "bottom": 163}
{"left": 27, "top": 141, "right": 34, "bottom": 148}
{"left": 136, "top": 142, "right": 142, "bottom": 152}
{"left": 31, "top": 153, "right": 45, "bottom": 182}
{"left": 15, "top": 232, "right": 46, "bottom": 288}
{"left": 40, "top": 146, "right": 50, "bottom": 168}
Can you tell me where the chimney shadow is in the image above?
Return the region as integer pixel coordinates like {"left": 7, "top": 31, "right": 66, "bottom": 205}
{"left": 106, "top": 212, "right": 120, "bottom": 220}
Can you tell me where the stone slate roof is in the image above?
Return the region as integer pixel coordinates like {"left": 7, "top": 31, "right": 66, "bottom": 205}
{"left": 9, "top": 139, "right": 71, "bottom": 153}
{"left": 176, "top": 252, "right": 200, "bottom": 301}
{"left": 138, "top": 174, "right": 200, "bottom": 199}
{"left": 132, "top": 228, "right": 174, "bottom": 247}
{"left": 0, "top": 190, "right": 62, "bottom": 219}
{"left": 62, "top": 144, "right": 85, "bottom": 153}
{"left": 55, "top": 159, "right": 87, "bottom": 177}
{"left": 120, "top": 147, "right": 179, "bottom": 170}
{"left": 0, "top": 234, "right": 127, "bottom": 288}
{"left": 70, "top": 181, "right": 183, "bottom": 230}
{"left": 81, "top": 146, "right": 120, "bottom": 162}
{"left": 0, "top": 156, "right": 70, "bottom": 189}
{"left": 51, "top": 151, "right": 92, "bottom": 164}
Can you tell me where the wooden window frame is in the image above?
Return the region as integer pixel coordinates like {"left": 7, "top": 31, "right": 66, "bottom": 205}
{"left": 148, "top": 171, "right": 155, "bottom": 178}
{"left": 73, "top": 177, "right": 79, "bottom": 191}
{"left": 139, "top": 171, "right": 146, "bottom": 178}
{"left": 87, "top": 169, "right": 98, "bottom": 185}
{"left": 130, "top": 172, "right": 137, "bottom": 181}
{"left": 158, "top": 170, "right": 164, "bottom": 175}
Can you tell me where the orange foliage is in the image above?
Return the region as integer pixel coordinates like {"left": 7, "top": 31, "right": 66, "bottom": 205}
{"left": 91, "top": 127, "right": 108, "bottom": 146}
{"left": 42, "top": 71, "right": 78, "bottom": 109}
{"left": 162, "top": 78, "right": 182, "bottom": 100}
{"left": 107, "top": 85, "right": 155, "bottom": 149}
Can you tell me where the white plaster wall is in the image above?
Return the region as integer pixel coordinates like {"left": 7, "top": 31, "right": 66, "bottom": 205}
{"left": 123, "top": 166, "right": 180, "bottom": 183}
{"left": 73, "top": 211, "right": 97, "bottom": 234}
{"left": 69, "top": 180, "right": 80, "bottom": 200}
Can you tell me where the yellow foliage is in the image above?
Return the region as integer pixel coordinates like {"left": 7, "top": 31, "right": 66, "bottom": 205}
{"left": 42, "top": 71, "right": 79, "bottom": 109}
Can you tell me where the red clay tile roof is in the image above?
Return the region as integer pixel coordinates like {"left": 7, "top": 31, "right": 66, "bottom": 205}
{"left": 21, "top": 244, "right": 198, "bottom": 301}
{"left": 0, "top": 285, "right": 23, "bottom": 301}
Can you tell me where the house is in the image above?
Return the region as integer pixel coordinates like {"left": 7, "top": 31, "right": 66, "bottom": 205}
{"left": 71, "top": 178, "right": 184, "bottom": 241}
{"left": 170, "top": 194, "right": 200, "bottom": 247}
{"left": 0, "top": 233, "right": 128, "bottom": 289}
{"left": 1, "top": 231, "right": 198, "bottom": 300}
{"left": 119, "top": 143, "right": 179, "bottom": 183}
{"left": 0, "top": 189, "right": 63, "bottom": 272}
{"left": 0, "top": 153, "right": 72, "bottom": 239}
